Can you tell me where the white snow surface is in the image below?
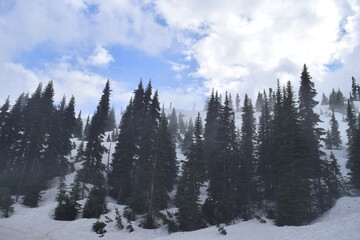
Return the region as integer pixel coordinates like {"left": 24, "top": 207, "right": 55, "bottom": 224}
{"left": 1, "top": 104, "right": 360, "bottom": 240}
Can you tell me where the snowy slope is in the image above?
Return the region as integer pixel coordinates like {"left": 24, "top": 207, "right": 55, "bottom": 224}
{"left": 1, "top": 104, "right": 360, "bottom": 240}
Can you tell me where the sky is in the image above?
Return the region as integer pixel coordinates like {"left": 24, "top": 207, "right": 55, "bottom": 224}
{"left": 0, "top": 0, "right": 359, "bottom": 114}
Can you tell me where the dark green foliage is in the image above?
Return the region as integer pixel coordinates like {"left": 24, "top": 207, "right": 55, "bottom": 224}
{"left": 347, "top": 113, "right": 360, "bottom": 190}
{"left": 176, "top": 113, "right": 206, "bottom": 231}
{"left": 0, "top": 97, "right": 11, "bottom": 174}
{"left": 326, "top": 110, "right": 342, "bottom": 149}
{"left": 145, "top": 112, "right": 178, "bottom": 222}
{"left": 54, "top": 176, "right": 81, "bottom": 221}
{"left": 83, "top": 115, "right": 90, "bottom": 141}
{"left": 123, "top": 206, "right": 135, "bottom": 222}
{"left": 114, "top": 208, "right": 124, "bottom": 229}
{"left": 22, "top": 179, "right": 42, "bottom": 207}
{"left": 178, "top": 113, "right": 187, "bottom": 135}
{"left": 256, "top": 91, "right": 273, "bottom": 211}
{"left": 217, "top": 225, "right": 227, "bottom": 235}
{"left": 160, "top": 211, "right": 179, "bottom": 233}
{"left": 346, "top": 100, "right": 356, "bottom": 145}
{"left": 74, "top": 111, "right": 83, "bottom": 139}
{"left": 329, "top": 88, "right": 345, "bottom": 113}
{"left": 0, "top": 187, "right": 14, "bottom": 218}
{"left": 83, "top": 183, "right": 108, "bottom": 219}
{"left": 274, "top": 81, "right": 311, "bottom": 226}
{"left": 205, "top": 93, "right": 239, "bottom": 224}
{"left": 239, "top": 94, "right": 257, "bottom": 220}
{"left": 180, "top": 118, "right": 193, "bottom": 155}
{"left": 126, "top": 222, "right": 134, "bottom": 233}
{"left": 168, "top": 108, "right": 178, "bottom": 144}
{"left": 92, "top": 220, "right": 107, "bottom": 235}
{"left": 80, "top": 80, "right": 110, "bottom": 185}
{"left": 108, "top": 99, "right": 136, "bottom": 203}
{"left": 352, "top": 77, "right": 358, "bottom": 101}
{"left": 75, "top": 141, "right": 86, "bottom": 162}
{"left": 140, "top": 213, "right": 159, "bottom": 229}
{"left": 203, "top": 89, "right": 222, "bottom": 176}
{"left": 255, "top": 92, "right": 263, "bottom": 112}
{"left": 254, "top": 215, "right": 266, "bottom": 223}
{"left": 323, "top": 152, "right": 349, "bottom": 202}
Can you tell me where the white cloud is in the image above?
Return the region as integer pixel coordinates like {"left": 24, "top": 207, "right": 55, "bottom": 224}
{"left": 155, "top": 0, "right": 360, "bottom": 98}
{"left": 85, "top": 45, "right": 114, "bottom": 66}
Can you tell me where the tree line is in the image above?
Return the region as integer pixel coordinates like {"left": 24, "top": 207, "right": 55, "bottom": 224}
{"left": 0, "top": 66, "right": 359, "bottom": 232}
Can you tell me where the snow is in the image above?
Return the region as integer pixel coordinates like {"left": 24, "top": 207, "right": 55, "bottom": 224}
{"left": 1, "top": 104, "right": 360, "bottom": 240}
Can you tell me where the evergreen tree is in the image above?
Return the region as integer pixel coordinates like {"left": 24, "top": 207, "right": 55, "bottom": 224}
{"left": 168, "top": 108, "right": 178, "bottom": 144}
{"left": 321, "top": 93, "right": 329, "bottom": 105}
{"left": 256, "top": 91, "right": 273, "bottom": 212}
{"left": 130, "top": 84, "right": 162, "bottom": 214}
{"left": 255, "top": 92, "right": 263, "bottom": 112}
{"left": 79, "top": 80, "right": 110, "bottom": 186}
{"left": 330, "top": 109, "right": 342, "bottom": 149}
{"left": 347, "top": 113, "right": 360, "bottom": 190}
{"left": 204, "top": 93, "right": 239, "bottom": 224}
{"left": 325, "top": 152, "right": 348, "bottom": 200}
{"left": 203, "top": 90, "right": 222, "bottom": 175}
{"left": 54, "top": 176, "right": 79, "bottom": 221}
{"left": 346, "top": 100, "right": 356, "bottom": 145}
{"left": 74, "top": 111, "right": 83, "bottom": 139}
{"left": 180, "top": 118, "right": 193, "bottom": 155}
{"left": 352, "top": 77, "right": 357, "bottom": 101}
{"left": 142, "top": 111, "right": 177, "bottom": 228}
{"left": 83, "top": 181, "right": 108, "bottom": 218}
{"left": 0, "top": 97, "right": 11, "bottom": 173}
{"left": 298, "top": 64, "right": 327, "bottom": 215}
{"left": 239, "top": 94, "right": 257, "bottom": 220}
{"left": 178, "top": 113, "right": 187, "bottom": 136}
{"left": 176, "top": 114, "right": 206, "bottom": 231}
{"left": 108, "top": 99, "right": 136, "bottom": 203}
{"left": 275, "top": 81, "right": 311, "bottom": 226}
{"left": 83, "top": 115, "right": 90, "bottom": 141}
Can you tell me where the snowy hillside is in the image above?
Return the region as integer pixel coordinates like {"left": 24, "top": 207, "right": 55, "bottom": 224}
{"left": 0, "top": 104, "right": 359, "bottom": 240}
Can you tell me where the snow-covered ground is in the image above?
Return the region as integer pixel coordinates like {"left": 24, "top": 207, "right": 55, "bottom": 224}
{"left": 1, "top": 104, "right": 359, "bottom": 240}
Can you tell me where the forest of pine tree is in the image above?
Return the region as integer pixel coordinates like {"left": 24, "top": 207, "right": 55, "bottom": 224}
{"left": 0, "top": 65, "right": 359, "bottom": 232}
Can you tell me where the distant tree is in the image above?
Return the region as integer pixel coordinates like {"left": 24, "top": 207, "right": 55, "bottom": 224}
{"left": 178, "top": 113, "right": 187, "bottom": 136}
{"left": 235, "top": 93, "right": 241, "bottom": 112}
{"left": 74, "top": 111, "right": 83, "bottom": 139}
{"left": 330, "top": 109, "right": 342, "bottom": 149}
{"left": 180, "top": 118, "right": 193, "bottom": 155}
{"left": 321, "top": 93, "right": 329, "bottom": 105}
{"left": 105, "top": 106, "right": 116, "bottom": 131}
{"left": 352, "top": 77, "right": 357, "bottom": 101}
{"left": 255, "top": 92, "right": 263, "bottom": 112}
{"left": 83, "top": 115, "right": 91, "bottom": 141}
{"left": 168, "top": 108, "right": 178, "bottom": 144}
